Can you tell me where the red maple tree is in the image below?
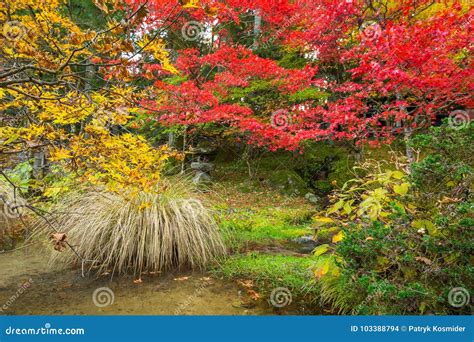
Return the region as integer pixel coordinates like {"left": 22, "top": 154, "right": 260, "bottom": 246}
{"left": 129, "top": 0, "right": 473, "bottom": 151}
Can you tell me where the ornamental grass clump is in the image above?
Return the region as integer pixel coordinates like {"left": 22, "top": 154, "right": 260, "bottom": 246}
{"left": 44, "top": 180, "right": 226, "bottom": 276}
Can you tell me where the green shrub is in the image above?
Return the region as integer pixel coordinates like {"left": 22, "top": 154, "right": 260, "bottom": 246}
{"left": 312, "top": 130, "right": 474, "bottom": 314}
{"left": 410, "top": 122, "right": 474, "bottom": 204}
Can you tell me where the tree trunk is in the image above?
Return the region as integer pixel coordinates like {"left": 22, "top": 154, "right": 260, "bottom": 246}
{"left": 168, "top": 132, "right": 176, "bottom": 148}
{"left": 30, "top": 148, "right": 46, "bottom": 184}
{"left": 252, "top": 9, "right": 261, "bottom": 50}
{"left": 404, "top": 126, "right": 414, "bottom": 165}
{"left": 396, "top": 93, "right": 415, "bottom": 165}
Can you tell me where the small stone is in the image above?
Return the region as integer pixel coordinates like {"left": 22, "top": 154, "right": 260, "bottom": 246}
{"left": 304, "top": 192, "right": 320, "bottom": 205}
{"left": 192, "top": 171, "right": 211, "bottom": 184}
{"left": 190, "top": 162, "right": 214, "bottom": 173}
{"left": 292, "top": 235, "right": 318, "bottom": 253}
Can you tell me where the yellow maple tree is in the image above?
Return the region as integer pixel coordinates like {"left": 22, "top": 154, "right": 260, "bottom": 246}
{"left": 0, "top": 0, "right": 179, "bottom": 192}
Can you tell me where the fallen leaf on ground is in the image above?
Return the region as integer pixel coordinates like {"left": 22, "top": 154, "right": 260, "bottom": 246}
{"left": 247, "top": 289, "right": 260, "bottom": 301}
{"left": 415, "top": 256, "right": 432, "bottom": 265}
{"left": 237, "top": 279, "right": 254, "bottom": 288}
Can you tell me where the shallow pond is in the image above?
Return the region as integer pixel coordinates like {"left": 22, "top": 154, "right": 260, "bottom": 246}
{"left": 0, "top": 247, "right": 275, "bottom": 315}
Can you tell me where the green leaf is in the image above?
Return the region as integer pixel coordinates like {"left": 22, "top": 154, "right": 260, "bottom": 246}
{"left": 343, "top": 200, "right": 354, "bottom": 215}
{"left": 391, "top": 170, "right": 405, "bottom": 180}
{"left": 411, "top": 219, "right": 438, "bottom": 235}
{"left": 327, "top": 199, "right": 344, "bottom": 214}
{"left": 411, "top": 219, "right": 434, "bottom": 230}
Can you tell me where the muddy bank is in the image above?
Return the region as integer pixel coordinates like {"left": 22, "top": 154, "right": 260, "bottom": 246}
{"left": 0, "top": 247, "right": 276, "bottom": 315}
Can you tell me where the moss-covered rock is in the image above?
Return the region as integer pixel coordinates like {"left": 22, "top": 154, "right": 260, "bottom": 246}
{"left": 295, "top": 142, "right": 355, "bottom": 196}
{"left": 267, "top": 169, "right": 309, "bottom": 196}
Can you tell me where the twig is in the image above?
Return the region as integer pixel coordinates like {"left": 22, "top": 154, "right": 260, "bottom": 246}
{"left": 0, "top": 171, "right": 98, "bottom": 276}
{"left": 0, "top": 241, "right": 38, "bottom": 254}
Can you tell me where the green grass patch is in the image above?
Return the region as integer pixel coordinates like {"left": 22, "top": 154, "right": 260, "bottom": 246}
{"left": 217, "top": 207, "right": 314, "bottom": 249}
{"left": 214, "top": 253, "right": 320, "bottom": 299}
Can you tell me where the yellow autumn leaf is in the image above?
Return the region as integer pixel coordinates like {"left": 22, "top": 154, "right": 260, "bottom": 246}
{"left": 332, "top": 231, "right": 344, "bottom": 243}
{"left": 313, "top": 216, "right": 334, "bottom": 225}
{"left": 49, "top": 148, "right": 72, "bottom": 161}
{"left": 182, "top": 0, "right": 200, "bottom": 8}
{"left": 393, "top": 183, "right": 410, "bottom": 195}
{"left": 314, "top": 259, "right": 330, "bottom": 279}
